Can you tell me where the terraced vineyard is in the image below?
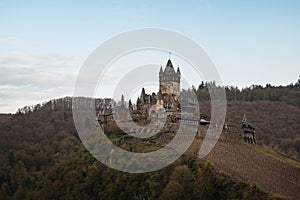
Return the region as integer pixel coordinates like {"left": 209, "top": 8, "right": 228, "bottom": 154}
{"left": 206, "top": 138, "right": 300, "bottom": 199}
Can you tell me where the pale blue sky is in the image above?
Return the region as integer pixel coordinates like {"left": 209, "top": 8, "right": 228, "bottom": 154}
{"left": 0, "top": 0, "right": 299, "bottom": 112}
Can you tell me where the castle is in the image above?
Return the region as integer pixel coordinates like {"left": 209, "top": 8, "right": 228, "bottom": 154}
{"left": 127, "top": 59, "right": 181, "bottom": 120}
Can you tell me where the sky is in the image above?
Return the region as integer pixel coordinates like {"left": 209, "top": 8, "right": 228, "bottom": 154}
{"left": 0, "top": 0, "right": 299, "bottom": 113}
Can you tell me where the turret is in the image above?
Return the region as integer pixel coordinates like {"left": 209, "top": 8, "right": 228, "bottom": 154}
{"left": 140, "top": 88, "right": 146, "bottom": 103}
{"left": 177, "top": 67, "right": 181, "bottom": 74}
{"left": 159, "top": 66, "right": 163, "bottom": 74}
{"left": 121, "top": 94, "right": 124, "bottom": 106}
{"left": 128, "top": 99, "right": 133, "bottom": 111}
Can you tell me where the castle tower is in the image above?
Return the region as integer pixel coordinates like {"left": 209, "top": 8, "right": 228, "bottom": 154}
{"left": 159, "top": 59, "right": 181, "bottom": 97}
{"left": 128, "top": 99, "right": 133, "bottom": 112}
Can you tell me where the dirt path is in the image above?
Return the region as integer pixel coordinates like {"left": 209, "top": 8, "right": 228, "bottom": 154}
{"left": 207, "top": 138, "right": 300, "bottom": 200}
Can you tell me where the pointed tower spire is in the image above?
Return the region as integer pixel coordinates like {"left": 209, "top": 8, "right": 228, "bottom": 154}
{"left": 177, "top": 66, "right": 181, "bottom": 74}
{"left": 141, "top": 88, "right": 145, "bottom": 96}
{"left": 159, "top": 65, "right": 163, "bottom": 74}
{"left": 128, "top": 99, "right": 133, "bottom": 111}
{"left": 121, "top": 94, "right": 124, "bottom": 106}
{"left": 140, "top": 88, "right": 146, "bottom": 102}
{"left": 166, "top": 59, "right": 173, "bottom": 68}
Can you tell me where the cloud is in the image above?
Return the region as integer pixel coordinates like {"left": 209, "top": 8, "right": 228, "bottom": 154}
{"left": 0, "top": 52, "right": 82, "bottom": 113}
{"left": 0, "top": 51, "right": 134, "bottom": 113}
{"left": 0, "top": 52, "right": 80, "bottom": 66}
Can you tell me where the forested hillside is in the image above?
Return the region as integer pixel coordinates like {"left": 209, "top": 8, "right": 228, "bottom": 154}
{"left": 0, "top": 114, "right": 12, "bottom": 124}
{"left": 0, "top": 100, "right": 285, "bottom": 200}
{"left": 0, "top": 82, "right": 299, "bottom": 199}
{"left": 197, "top": 83, "right": 300, "bottom": 161}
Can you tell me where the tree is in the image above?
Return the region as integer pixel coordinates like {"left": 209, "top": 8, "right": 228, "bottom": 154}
{"left": 194, "top": 163, "right": 217, "bottom": 200}
{"left": 171, "top": 165, "right": 194, "bottom": 199}
{"left": 159, "top": 181, "right": 184, "bottom": 200}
